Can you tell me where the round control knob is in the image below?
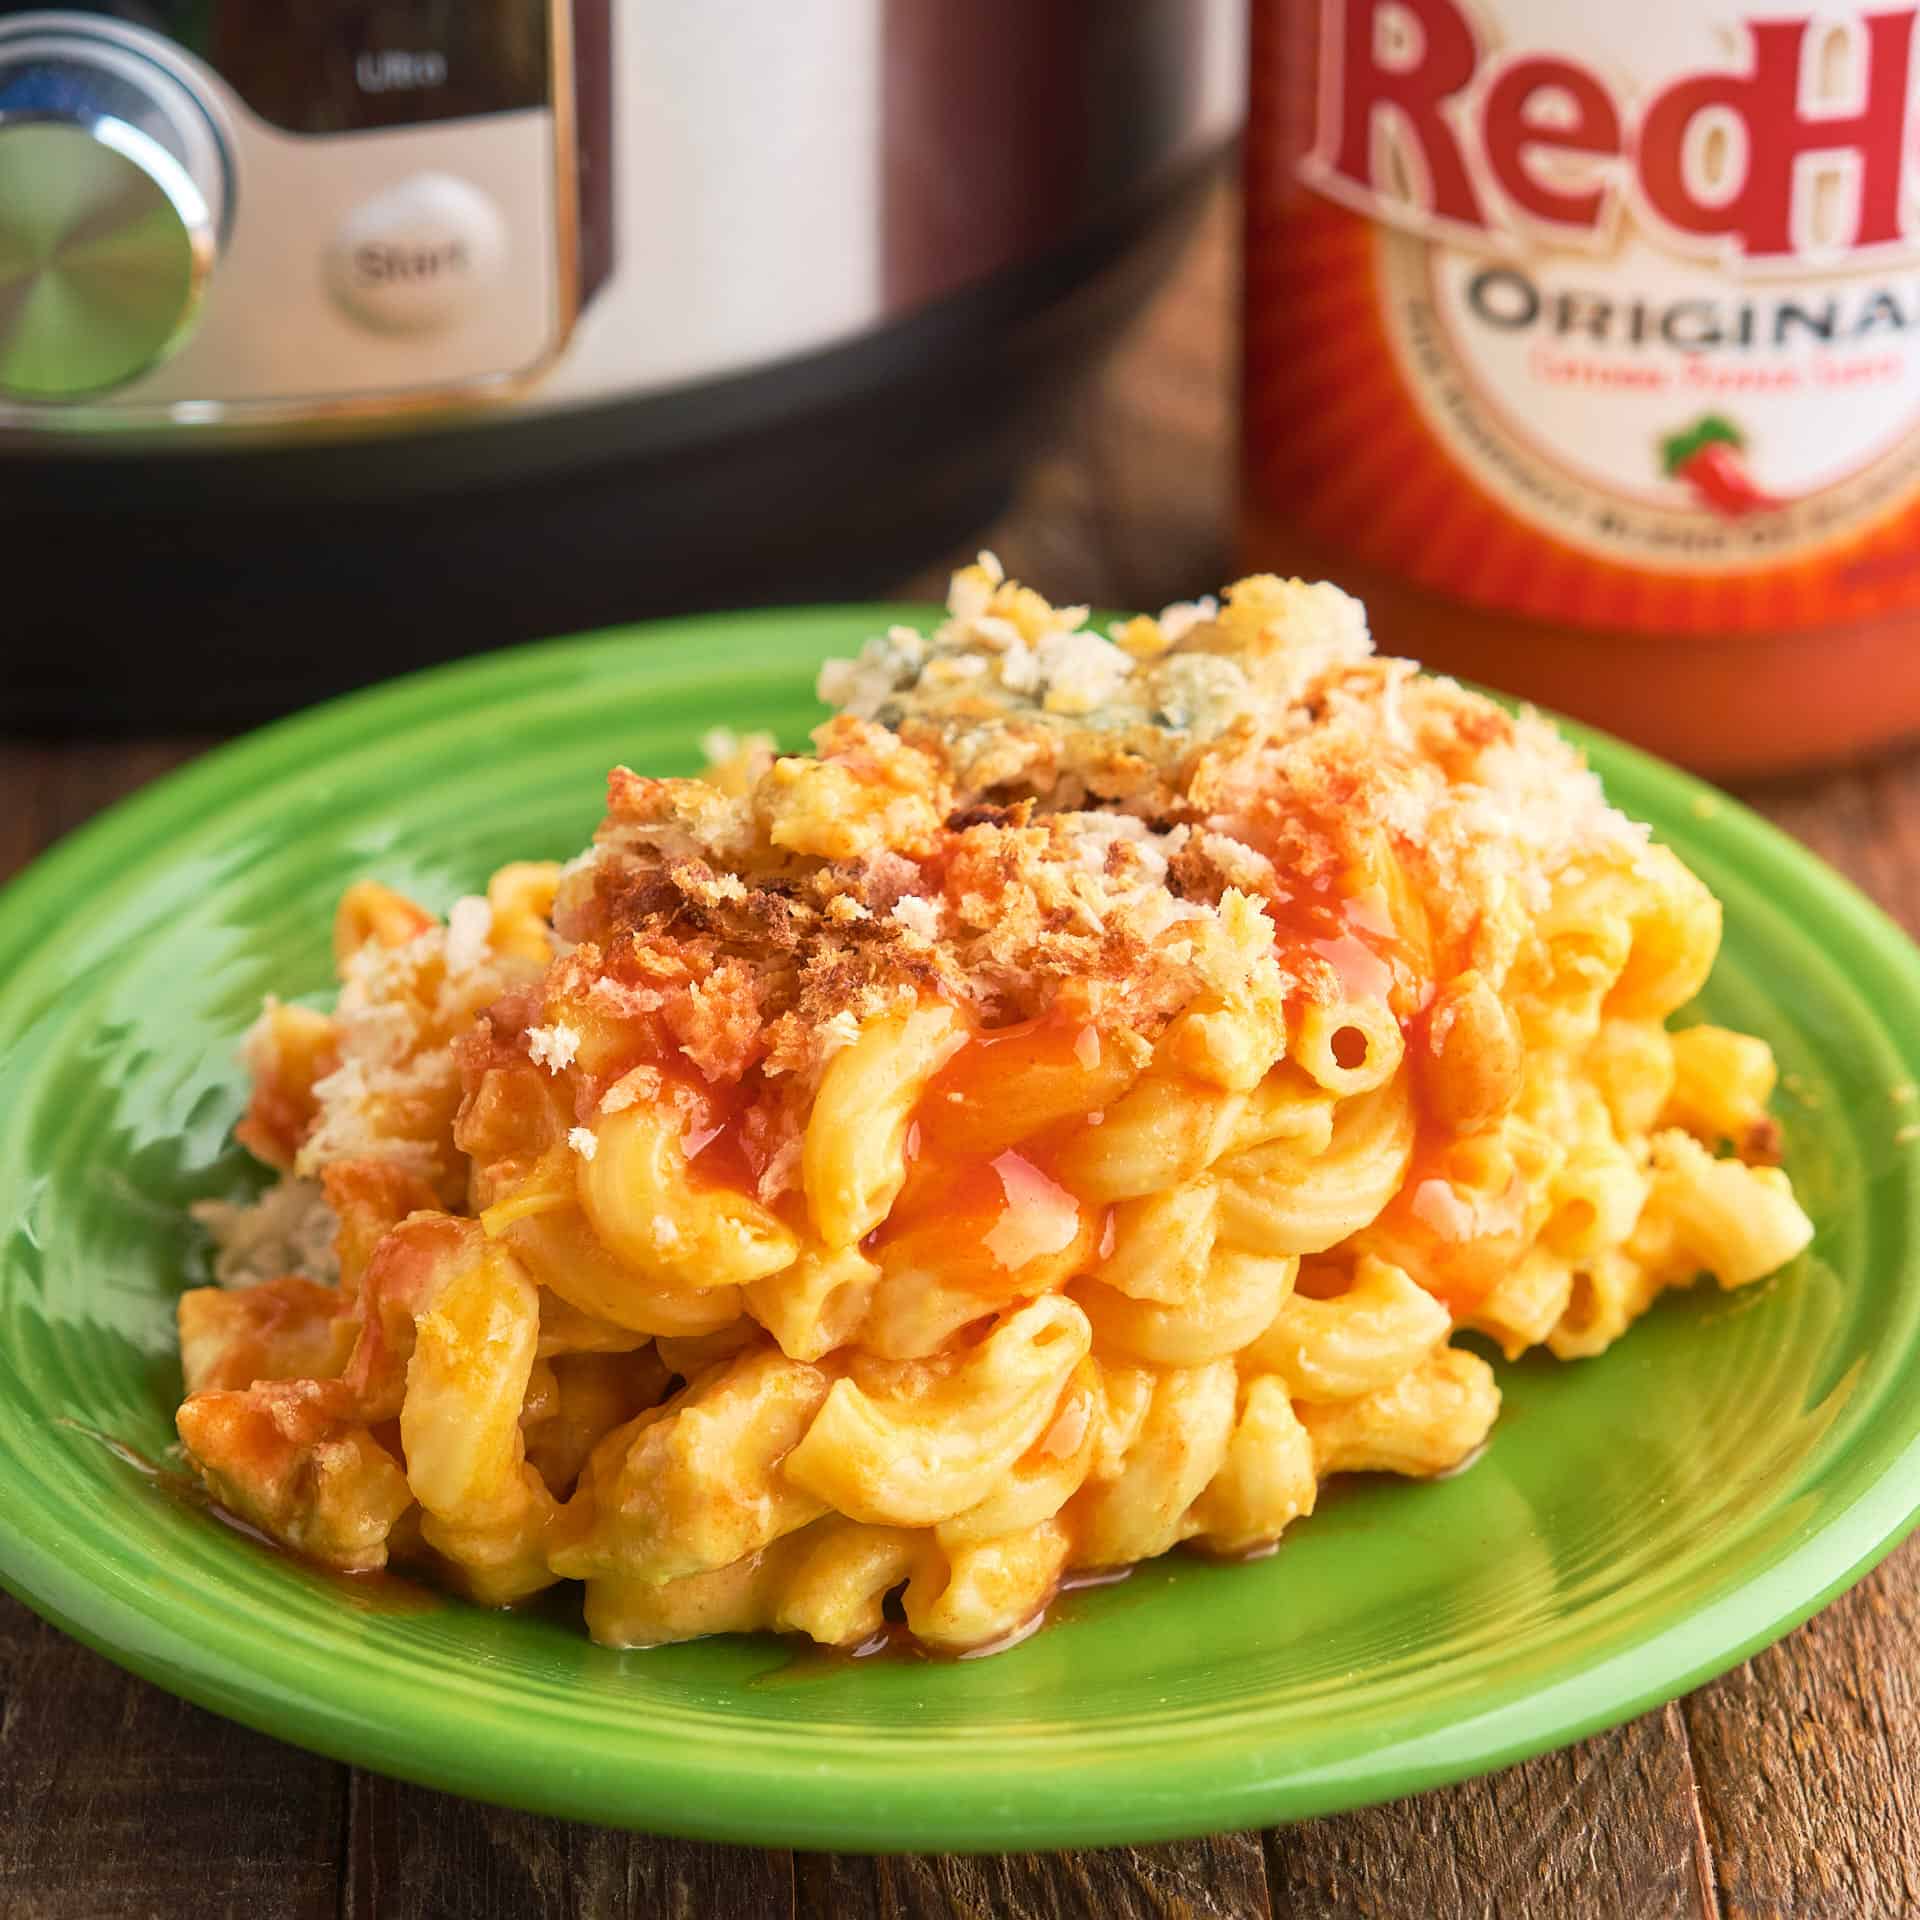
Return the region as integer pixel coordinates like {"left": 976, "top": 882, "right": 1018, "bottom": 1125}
{"left": 0, "top": 29, "right": 228, "bottom": 402}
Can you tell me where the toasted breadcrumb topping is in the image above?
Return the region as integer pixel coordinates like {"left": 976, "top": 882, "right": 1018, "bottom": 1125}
{"left": 280, "top": 909, "right": 548, "bottom": 1197}
{"left": 523, "top": 567, "right": 1652, "bottom": 1099}
{"left": 193, "top": 1177, "right": 340, "bottom": 1288}
{"left": 526, "top": 1022, "right": 582, "bottom": 1071}
{"left": 444, "top": 896, "right": 494, "bottom": 975}
{"left": 274, "top": 566, "right": 1656, "bottom": 1198}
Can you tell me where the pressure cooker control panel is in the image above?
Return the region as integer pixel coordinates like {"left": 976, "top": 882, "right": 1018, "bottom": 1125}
{"left": 0, "top": 3, "right": 595, "bottom": 425}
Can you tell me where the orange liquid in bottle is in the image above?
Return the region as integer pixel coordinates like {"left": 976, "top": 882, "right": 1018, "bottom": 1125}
{"left": 1243, "top": 0, "right": 1920, "bottom": 776}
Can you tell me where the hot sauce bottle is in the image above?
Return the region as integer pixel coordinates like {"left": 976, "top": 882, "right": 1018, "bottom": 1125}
{"left": 1243, "top": 0, "right": 1920, "bottom": 775}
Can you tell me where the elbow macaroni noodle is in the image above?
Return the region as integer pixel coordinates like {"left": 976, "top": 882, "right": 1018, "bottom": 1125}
{"left": 173, "top": 569, "right": 1816, "bottom": 1657}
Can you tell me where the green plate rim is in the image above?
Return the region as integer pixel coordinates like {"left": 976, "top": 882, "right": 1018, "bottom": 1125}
{"left": 3, "top": 604, "right": 1920, "bottom": 1851}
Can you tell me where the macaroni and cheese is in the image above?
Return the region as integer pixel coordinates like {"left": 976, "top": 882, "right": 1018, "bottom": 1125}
{"left": 174, "top": 565, "right": 1814, "bottom": 1655}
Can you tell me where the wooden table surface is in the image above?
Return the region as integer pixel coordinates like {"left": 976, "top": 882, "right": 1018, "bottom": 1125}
{"left": 5, "top": 180, "right": 1918, "bottom": 1920}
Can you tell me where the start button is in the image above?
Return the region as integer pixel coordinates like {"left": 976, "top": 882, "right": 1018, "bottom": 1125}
{"left": 328, "top": 173, "right": 505, "bottom": 333}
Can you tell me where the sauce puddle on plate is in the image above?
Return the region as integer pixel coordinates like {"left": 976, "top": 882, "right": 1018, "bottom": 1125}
{"left": 56, "top": 1416, "right": 445, "bottom": 1617}
{"left": 745, "top": 1563, "right": 1143, "bottom": 1688}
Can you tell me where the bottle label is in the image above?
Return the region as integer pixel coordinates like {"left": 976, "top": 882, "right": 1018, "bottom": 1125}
{"left": 1248, "top": 0, "right": 1920, "bottom": 630}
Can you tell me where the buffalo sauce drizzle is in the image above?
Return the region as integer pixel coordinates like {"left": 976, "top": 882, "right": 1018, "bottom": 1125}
{"left": 565, "top": 984, "right": 779, "bottom": 1205}
{"left": 1374, "top": 999, "right": 1529, "bottom": 1320}
{"left": 600, "top": 1053, "right": 785, "bottom": 1212}
{"left": 802, "top": 1008, "right": 1125, "bottom": 1654}
{"left": 675, "top": 1071, "right": 764, "bottom": 1195}
{"left": 873, "top": 1008, "right": 1115, "bottom": 1289}
{"left": 1254, "top": 860, "right": 1525, "bottom": 1321}
{"left": 1255, "top": 865, "right": 1431, "bottom": 1020}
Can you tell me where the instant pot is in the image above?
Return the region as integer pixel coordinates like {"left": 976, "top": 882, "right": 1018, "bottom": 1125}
{"left": 0, "top": 1, "right": 1242, "bottom": 731}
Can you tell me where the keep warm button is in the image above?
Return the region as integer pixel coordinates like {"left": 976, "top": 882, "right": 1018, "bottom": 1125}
{"left": 328, "top": 173, "right": 506, "bottom": 334}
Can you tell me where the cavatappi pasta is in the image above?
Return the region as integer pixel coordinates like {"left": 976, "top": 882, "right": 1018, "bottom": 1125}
{"left": 173, "top": 564, "right": 1815, "bottom": 1655}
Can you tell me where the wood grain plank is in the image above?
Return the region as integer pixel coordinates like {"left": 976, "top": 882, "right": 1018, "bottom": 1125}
{"left": 896, "top": 183, "right": 1235, "bottom": 621}
{"left": 0, "top": 746, "right": 55, "bottom": 887}
{"left": 0, "top": 740, "right": 213, "bottom": 884}
{"left": 38, "top": 740, "right": 209, "bottom": 822}
{"left": 896, "top": 431, "right": 1122, "bottom": 617}
{"left": 1680, "top": 1541, "right": 1920, "bottom": 1920}
{"left": 1265, "top": 1709, "right": 1716, "bottom": 1920}
{"left": 796, "top": 1833, "right": 1272, "bottom": 1920}
{"left": 1080, "top": 180, "right": 1236, "bottom": 614}
{"left": 342, "top": 1771, "right": 793, "bottom": 1920}
{"left": 0, "top": 1591, "right": 343, "bottom": 1920}
{"left": 2, "top": 739, "right": 347, "bottom": 1920}
{"left": 1690, "top": 775, "right": 1920, "bottom": 1920}
{"left": 1738, "top": 772, "right": 1898, "bottom": 927}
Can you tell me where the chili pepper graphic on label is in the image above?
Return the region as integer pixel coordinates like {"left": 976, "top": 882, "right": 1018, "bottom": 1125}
{"left": 1660, "top": 416, "right": 1784, "bottom": 518}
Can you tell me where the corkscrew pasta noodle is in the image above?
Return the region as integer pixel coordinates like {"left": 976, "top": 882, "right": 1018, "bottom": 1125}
{"left": 172, "top": 565, "right": 1815, "bottom": 1656}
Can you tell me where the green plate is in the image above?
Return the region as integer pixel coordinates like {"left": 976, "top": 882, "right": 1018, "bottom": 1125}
{"left": 2, "top": 607, "right": 1918, "bottom": 1852}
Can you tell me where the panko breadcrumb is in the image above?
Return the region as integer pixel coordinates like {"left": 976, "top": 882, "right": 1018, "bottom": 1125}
{"left": 214, "top": 561, "right": 1658, "bottom": 1264}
